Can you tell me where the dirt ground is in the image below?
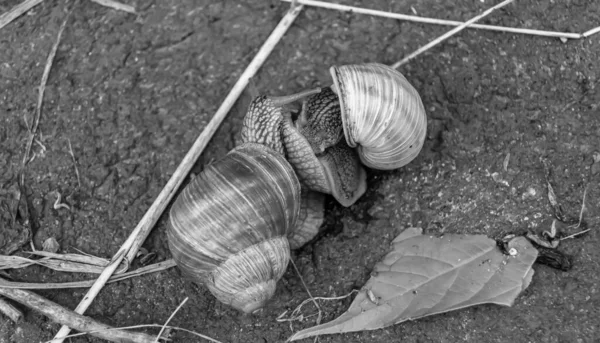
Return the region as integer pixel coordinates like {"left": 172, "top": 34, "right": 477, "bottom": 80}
{"left": 1, "top": 0, "right": 599, "bottom": 342}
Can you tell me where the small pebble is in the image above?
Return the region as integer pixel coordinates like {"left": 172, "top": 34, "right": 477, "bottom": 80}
{"left": 522, "top": 187, "right": 537, "bottom": 200}
{"left": 42, "top": 237, "right": 60, "bottom": 253}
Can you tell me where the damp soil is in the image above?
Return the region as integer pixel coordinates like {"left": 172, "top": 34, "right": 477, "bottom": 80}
{"left": 1, "top": 0, "right": 599, "bottom": 342}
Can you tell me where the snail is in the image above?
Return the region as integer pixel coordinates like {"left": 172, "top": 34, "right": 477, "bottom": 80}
{"left": 297, "top": 63, "right": 427, "bottom": 170}
{"left": 167, "top": 89, "right": 325, "bottom": 313}
{"left": 167, "top": 142, "right": 301, "bottom": 313}
{"left": 279, "top": 63, "right": 426, "bottom": 203}
{"left": 167, "top": 62, "right": 427, "bottom": 313}
{"left": 330, "top": 63, "right": 427, "bottom": 169}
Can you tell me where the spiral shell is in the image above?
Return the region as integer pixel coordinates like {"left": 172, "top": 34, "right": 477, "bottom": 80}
{"left": 330, "top": 63, "right": 427, "bottom": 170}
{"left": 167, "top": 142, "right": 301, "bottom": 313}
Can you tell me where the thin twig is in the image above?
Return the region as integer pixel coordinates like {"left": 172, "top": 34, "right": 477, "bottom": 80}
{"left": 0, "top": 296, "right": 23, "bottom": 322}
{"left": 281, "top": 0, "right": 585, "bottom": 39}
{"left": 392, "top": 0, "right": 516, "bottom": 68}
{"left": 0, "top": 286, "right": 157, "bottom": 343}
{"left": 0, "top": 0, "right": 44, "bottom": 30}
{"left": 277, "top": 290, "right": 358, "bottom": 323}
{"left": 52, "top": 6, "right": 305, "bottom": 342}
{"left": 14, "top": 1, "right": 71, "bottom": 261}
{"left": 582, "top": 26, "right": 600, "bottom": 38}
{"left": 22, "top": 7, "right": 70, "bottom": 169}
{"left": 289, "top": 259, "right": 322, "bottom": 325}
{"left": 560, "top": 184, "right": 590, "bottom": 240}
{"left": 67, "top": 138, "right": 81, "bottom": 188}
{"left": 571, "top": 184, "right": 588, "bottom": 229}
{"left": 89, "top": 0, "right": 136, "bottom": 14}
{"left": 560, "top": 228, "right": 590, "bottom": 241}
{"left": 44, "top": 324, "right": 224, "bottom": 343}
{"left": 154, "top": 297, "right": 188, "bottom": 342}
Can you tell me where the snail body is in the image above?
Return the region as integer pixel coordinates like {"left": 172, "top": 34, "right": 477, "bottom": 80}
{"left": 296, "top": 87, "right": 344, "bottom": 154}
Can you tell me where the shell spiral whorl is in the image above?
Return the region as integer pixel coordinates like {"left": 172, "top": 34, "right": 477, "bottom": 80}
{"left": 167, "top": 142, "right": 301, "bottom": 313}
{"left": 330, "top": 63, "right": 427, "bottom": 170}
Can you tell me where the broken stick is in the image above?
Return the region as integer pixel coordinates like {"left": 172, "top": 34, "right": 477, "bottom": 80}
{"left": 0, "top": 286, "right": 156, "bottom": 343}
{"left": 0, "top": 296, "right": 23, "bottom": 322}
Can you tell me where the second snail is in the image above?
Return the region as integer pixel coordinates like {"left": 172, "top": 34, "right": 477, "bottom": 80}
{"left": 167, "top": 63, "right": 428, "bottom": 313}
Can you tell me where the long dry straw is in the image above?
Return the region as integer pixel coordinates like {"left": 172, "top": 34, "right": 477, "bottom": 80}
{"left": 392, "top": 0, "right": 515, "bottom": 68}
{"left": 281, "top": 0, "right": 591, "bottom": 39}
{"left": 0, "top": 0, "right": 43, "bottom": 30}
{"left": 51, "top": 4, "right": 305, "bottom": 342}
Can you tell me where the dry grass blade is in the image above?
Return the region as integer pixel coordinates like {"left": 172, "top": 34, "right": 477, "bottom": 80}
{"left": 154, "top": 297, "right": 188, "bottom": 342}
{"left": 1, "top": 251, "right": 128, "bottom": 274}
{"left": 392, "top": 0, "right": 516, "bottom": 68}
{"left": 23, "top": 7, "right": 70, "bottom": 168}
{"left": 45, "top": 324, "right": 224, "bottom": 343}
{"left": 0, "top": 0, "right": 44, "bottom": 30}
{"left": 67, "top": 138, "right": 81, "bottom": 187}
{"left": 89, "top": 0, "right": 136, "bottom": 14}
{"left": 51, "top": 5, "right": 305, "bottom": 342}
{"left": 0, "top": 286, "right": 157, "bottom": 343}
{"left": 281, "top": 0, "right": 583, "bottom": 39}
{"left": 0, "top": 259, "right": 176, "bottom": 289}
{"left": 14, "top": 5, "right": 71, "bottom": 248}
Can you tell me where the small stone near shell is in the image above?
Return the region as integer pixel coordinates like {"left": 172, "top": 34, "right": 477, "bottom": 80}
{"left": 42, "top": 237, "right": 60, "bottom": 253}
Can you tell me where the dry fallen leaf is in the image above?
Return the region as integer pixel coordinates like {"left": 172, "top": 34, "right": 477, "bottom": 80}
{"left": 289, "top": 228, "right": 538, "bottom": 341}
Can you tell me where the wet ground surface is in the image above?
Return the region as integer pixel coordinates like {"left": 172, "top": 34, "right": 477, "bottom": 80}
{"left": 1, "top": 0, "right": 599, "bottom": 342}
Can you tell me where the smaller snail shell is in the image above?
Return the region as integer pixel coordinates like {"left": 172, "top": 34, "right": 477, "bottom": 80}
{"left": 167, "top": 142, "right": 301, "bottom": 313}
{"left": 330, "top": 63, "right": 427, "bottom": 170}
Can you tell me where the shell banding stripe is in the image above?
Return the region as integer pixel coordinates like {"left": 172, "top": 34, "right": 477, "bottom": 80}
{"left": 330, "top": 63, "right": 427, "bottom": 169}
{"left": 167, "top": 143, "right": 300, "bottom": 282}
{"left": 209, "top": 237, "right": 289, "bottom": 294}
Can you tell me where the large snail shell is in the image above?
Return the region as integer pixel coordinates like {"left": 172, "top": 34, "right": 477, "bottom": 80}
{"left": 330, "top": 63, "right": 427, "bottom": 170}
{"left": 167, "top": 142, "right": 301, "bottom": 313}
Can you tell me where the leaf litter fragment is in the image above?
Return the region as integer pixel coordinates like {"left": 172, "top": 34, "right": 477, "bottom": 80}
{"left": 289, "top": 228, "right": 538, "bottom": 341}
